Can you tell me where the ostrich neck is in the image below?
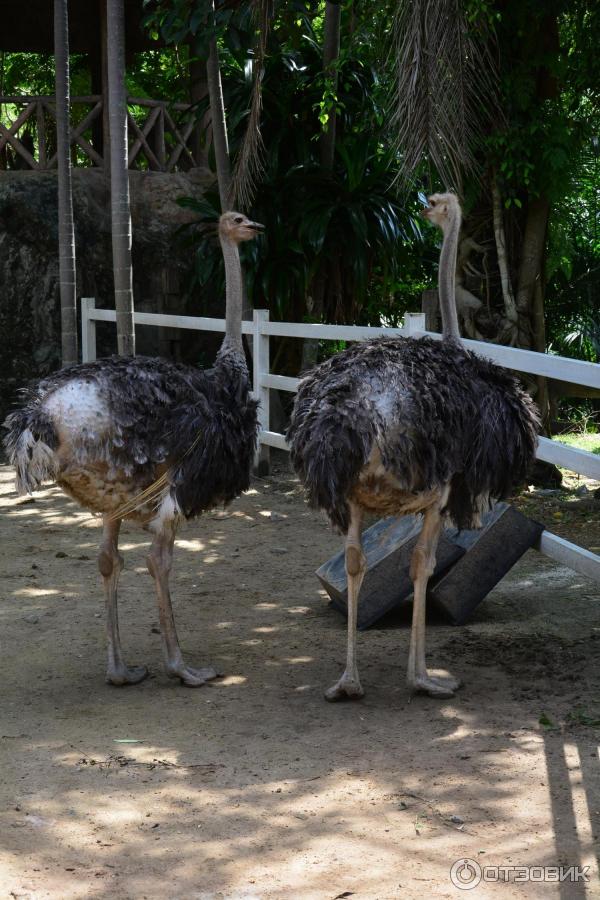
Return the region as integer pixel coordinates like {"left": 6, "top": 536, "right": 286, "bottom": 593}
{"left": 219, "top": 233, "right": 244, "bottom": 356}
{"left": 438, "top": 209, "right": 461, "bottom": 341}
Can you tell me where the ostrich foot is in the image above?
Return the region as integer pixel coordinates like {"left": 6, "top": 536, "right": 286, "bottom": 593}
{"left": 167, "top": 664, "right": 219, "bottom": 687}
{"left": 106, "top": 664, "right": 149, "bottom": 686}
{"left": 324, "top": 670, "right": 364, "bottom": 702}
{"left": 408, "top": 672, "right": 461, "bottom": 698}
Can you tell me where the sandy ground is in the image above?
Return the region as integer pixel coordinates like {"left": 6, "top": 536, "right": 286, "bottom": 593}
{"left": 1, "top": 457, "right": 599, "bottom": 900}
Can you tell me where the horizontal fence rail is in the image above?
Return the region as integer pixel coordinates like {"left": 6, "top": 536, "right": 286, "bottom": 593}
{"left": 80, "top": 298, "right": 600, "bottom": 582}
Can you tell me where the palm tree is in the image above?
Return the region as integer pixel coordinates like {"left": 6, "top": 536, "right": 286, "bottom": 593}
{"left": 107, "top": 0, "right": 135, "bottom": 356}
{"left": 54, "top": 0, "right": 77, "bottom": 366}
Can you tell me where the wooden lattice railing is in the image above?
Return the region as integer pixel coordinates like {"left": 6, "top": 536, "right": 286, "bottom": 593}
{"left": 0, "top": 95, "right": 198, "bottom": 171}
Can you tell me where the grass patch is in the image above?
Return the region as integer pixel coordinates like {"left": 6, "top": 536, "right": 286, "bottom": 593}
{"left": 554, "top": 433, "right": 600, "bottom": 455}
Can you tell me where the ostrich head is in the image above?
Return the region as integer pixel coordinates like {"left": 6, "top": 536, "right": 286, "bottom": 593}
{"left": 420, "top": 193, "right": 461, "bottom": 232}
{"left": 219, "top": 211, "right": 265, "bottom": 244}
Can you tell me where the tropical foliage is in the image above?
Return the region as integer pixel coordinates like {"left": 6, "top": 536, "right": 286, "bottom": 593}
{"left": 1, "top": 1, "right": 597, "bottom": 376}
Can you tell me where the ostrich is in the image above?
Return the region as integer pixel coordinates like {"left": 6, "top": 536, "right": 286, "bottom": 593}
{"left": 4, "top": 212, "right": 263, "bottom": 687}
{"left": 287, "top": 193, "right": 539, "bottom": 700}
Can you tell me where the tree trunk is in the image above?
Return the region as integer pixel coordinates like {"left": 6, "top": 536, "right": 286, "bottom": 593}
{"left": 189, "top": 53, "right": 210, "bottom": 168}
{"left": 320, "top": 0, "right": 341, "bottom": 170}
{"left": 206, "top": 10, "right": 232, "bottom": 211}
{"left": 491, "top": 174, "right": 518, "bottom": 343}
{"left": 515, "top": 195, "right": 550, "bottom": 349}
{"left": 532, "top": 277, "right": 550, "bottom": 431}
{"left": 301, "top": 0, "right": 342, "bottom": 372}
{"left": 54, "top": 0, "right": 78, "bottom": 366}
{"left": 107, "top": 0, "right": 135, "bottom": 356}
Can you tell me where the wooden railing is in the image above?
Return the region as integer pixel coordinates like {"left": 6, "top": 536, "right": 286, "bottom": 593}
{"left": 0, "top": 95, "right": 198, "bottom": 171}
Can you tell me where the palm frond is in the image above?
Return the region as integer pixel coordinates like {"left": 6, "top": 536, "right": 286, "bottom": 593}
{"left": 231, "top": 0, "right": 273, "bottom": 211}
{"left": 390, "top": 0, "right": 502, "bottom": 192}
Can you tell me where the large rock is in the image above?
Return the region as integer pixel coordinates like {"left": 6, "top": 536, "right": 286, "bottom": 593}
{"left": 0, "top": 167, "right": 214, "bottom": 424}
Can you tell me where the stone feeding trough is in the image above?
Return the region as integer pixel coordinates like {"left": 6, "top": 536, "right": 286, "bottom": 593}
{"left": 316, "top": 503, "right": 544, "bottom": 628}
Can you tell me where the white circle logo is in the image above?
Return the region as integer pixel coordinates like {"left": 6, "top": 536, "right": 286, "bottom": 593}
{"left": 450, "top": 858, "right": 482, "bottom": 889}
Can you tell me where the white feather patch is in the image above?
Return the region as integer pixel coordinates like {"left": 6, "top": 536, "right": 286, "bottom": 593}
{"left": 149, "top": 491, "right": 181, "bottom": 533}
{"left": 44, "top": 381, "right": 111, "bottom": 439}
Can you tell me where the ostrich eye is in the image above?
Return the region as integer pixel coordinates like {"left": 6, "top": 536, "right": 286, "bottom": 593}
{"left": 430, "top": 199, "right": 436, "bottom": 207}
{"left": 235, "top": 216, "right": 244, "bottom": 224}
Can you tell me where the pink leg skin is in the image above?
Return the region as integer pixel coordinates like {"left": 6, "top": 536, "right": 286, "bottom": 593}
{"left": 325, "top": 503, "right": 366, "bottom": 702}
{"left": 147, "top": 520, "right": 218, "bottom": 687}
{"left": 406, "top": 505, "right": 461, "bottom": 698}
{"left": 99, "top": 516, "right": 148, "bottom": 686}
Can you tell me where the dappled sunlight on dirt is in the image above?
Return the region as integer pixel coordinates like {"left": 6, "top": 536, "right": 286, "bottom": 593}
{"left": 1, "top": 460, "right": 599, "bottom": 898}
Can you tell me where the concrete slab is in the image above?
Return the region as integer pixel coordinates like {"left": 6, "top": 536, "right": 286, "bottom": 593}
{"left": 428, "top": 502, "right": 544, "bottom": 624}
{"left": 316, "top": 515, "right": 464, "bottom": 630}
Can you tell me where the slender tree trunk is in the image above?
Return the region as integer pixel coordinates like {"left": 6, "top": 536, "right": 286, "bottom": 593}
{"left": 100, "top": 1, "right": 110, "bottom": 179}
{"left": 301, "top": 0, "right": 342, "bottom": 372}
{"left": 54, "top": 0, "right": 77, "bottom": 366}
{"left": 515, "top": 195, "right": 550, "bottom": 349}
{"left": 107, "top": 0, "right": 135, "bottom": 355}
{"left": 491, "top": 174, "right": 518, "bottom": 344}
{"left": 532, "top": 277, "right": 550, "bottom": 431}
{"left": 189, "top": 53, "right": 211, "bottom": 167}
{"left": 206, "top": 10, "right": 232, "bottom": 211}
{"left": 320, "top": 0, "right": 341, "bottom": 170}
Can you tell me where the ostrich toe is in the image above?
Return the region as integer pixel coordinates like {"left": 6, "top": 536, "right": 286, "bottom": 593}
{"left": 106, "top": 664, "right": 149, "bottom": 686}
{"left": 167, "top": 664, "right": 220, "bottom": 687}
{"left": 324, "top": 671, "right": 364, "bottom": 702}
{"left": 408, "top": 672, "right": 461, "bottom": 698}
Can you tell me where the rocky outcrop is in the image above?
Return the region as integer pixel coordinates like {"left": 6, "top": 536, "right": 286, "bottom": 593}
{"left": 0, "top": 167, "right": 214, "bottom": 423}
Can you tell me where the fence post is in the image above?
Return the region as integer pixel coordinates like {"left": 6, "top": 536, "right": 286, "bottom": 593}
{"left": 253, "top": 308, "right": 270, "bottom": 475}
{"left": 81, "top": 297, "right": 97, "bottom": 362}
{"left": 403, "top": 312, "right": 427, "bottom": 336}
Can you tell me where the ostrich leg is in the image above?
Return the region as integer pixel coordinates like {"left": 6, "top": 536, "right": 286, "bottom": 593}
{"left": 325, "top": 503, "right": 366, "bottom": 701}
{"left": 406, "top": 505, "right": 460, "bottom": 698}
{"left": 99, "top": 516, "right": 148, "bottom": 685}
{"left": 147, "top": 518, "right": 218, "bottom": 687}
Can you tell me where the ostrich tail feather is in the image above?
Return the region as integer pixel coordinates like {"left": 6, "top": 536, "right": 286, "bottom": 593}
{"left": 287, "top": 397, "right": 375, "bottom": 533}
{"left": 3, "top": 407, "right": 59, "bottom": 494}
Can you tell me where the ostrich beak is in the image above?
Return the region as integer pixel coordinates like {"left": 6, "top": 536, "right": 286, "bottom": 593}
{"left": 418, "top": 192, "right": 432, "bottom": 218}
{"left": 249, "top": 221, "right": 265, "bottom": 233}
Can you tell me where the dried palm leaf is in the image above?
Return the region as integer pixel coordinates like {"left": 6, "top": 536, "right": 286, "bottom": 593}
{"left": 231, "top": 0, "right": 273, "bottom": 210}
{"left": 391, "top": 0, "right": 503, "bottom": 193}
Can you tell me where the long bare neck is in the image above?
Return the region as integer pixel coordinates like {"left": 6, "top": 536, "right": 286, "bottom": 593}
{"left": 219, "top": 232, "right": 244, "bottom": 355}
{"left": 438, "top": 207, "right": 461, "bottom": 340}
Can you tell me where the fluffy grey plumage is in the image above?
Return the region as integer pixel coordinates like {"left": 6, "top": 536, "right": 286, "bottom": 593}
{"left": 4, "top": 352, "right": 258, "bottom": 520}
{"left": 2, "top": 211, "right": 263, "bottom": 689}
{"left": 287, "top": 334, "right": 539, "bottom": 532}
{"left": 287, "top": 192, "right": 539, "bottom": 703}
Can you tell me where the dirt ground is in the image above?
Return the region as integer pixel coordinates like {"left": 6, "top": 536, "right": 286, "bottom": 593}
{"left": 1, "top": 456, "right": 599, "bottom": 900}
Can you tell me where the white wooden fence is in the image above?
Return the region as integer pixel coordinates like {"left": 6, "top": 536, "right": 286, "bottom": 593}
{"left": 80, "top": 297, "right": 600, "bottom": 582}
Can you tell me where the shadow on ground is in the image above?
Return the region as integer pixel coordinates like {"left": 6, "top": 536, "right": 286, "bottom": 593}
{"left": 1, "top": 463, "right": 599, "bottom": 899}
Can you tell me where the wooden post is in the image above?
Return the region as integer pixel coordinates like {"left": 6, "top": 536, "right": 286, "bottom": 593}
{"left": 253, "top": 308, "right": 270, "bottom": 475}
{"left": 151, "top": 105, "right": 166, "bottom": 169}
{"left": 106, "top": 0, "right": 135, "bottom": 356}
{"left": 81, "top": 297, "right": 97, "bottom": 362}
{"left": 54, "top": 0, "right": 78, "bottom": 366}
{"left": 421, "top": 289, "right": 440, "bottom": 332}
{"left": 403, "top": 312, "right": 426, "bottom": 336}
